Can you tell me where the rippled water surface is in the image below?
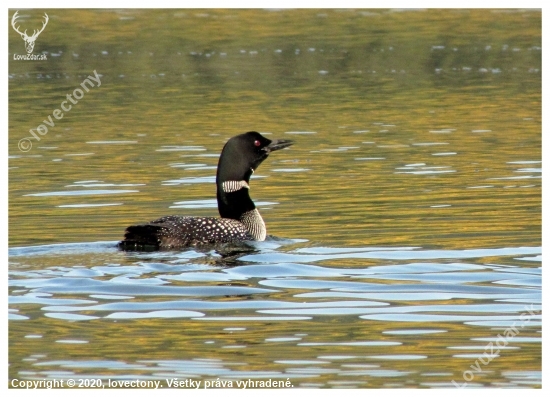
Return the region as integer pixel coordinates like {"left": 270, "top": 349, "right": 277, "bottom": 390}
{"left": 8, "top": 9, "right": 541, "bottom": 388}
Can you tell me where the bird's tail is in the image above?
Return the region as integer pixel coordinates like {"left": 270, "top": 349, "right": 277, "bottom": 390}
{"left": 118, "top": 224, "right": 162, "bottom": 251}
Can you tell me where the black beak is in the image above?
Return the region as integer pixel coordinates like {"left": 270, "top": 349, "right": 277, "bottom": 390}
{"left": 264, "top": 139, "right": 294, "bottom": 153}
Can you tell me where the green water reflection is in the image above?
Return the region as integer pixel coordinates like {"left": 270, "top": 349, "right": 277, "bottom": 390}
{"left": 9, "top": 9, "right": 540, "bottom": 249}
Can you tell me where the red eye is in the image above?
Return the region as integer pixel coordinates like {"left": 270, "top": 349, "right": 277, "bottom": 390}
{"left": 254, "top": 140, "right": 261, "bottom": 147}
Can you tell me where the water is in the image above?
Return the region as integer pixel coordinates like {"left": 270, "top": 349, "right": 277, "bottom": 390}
{"left": 8, "top": 242, "right": 542, "bottom": 388}
{"left": 8, "top": 9, "right": 541, "bottom": 388}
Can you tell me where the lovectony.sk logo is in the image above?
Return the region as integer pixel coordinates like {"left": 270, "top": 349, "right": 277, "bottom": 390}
{"left": 11, "top": 10, "right": 49, "bottom": 60}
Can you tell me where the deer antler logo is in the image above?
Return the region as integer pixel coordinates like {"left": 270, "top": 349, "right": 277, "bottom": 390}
{"left": 11, "top": 11, "right": 49, "bottom": 54}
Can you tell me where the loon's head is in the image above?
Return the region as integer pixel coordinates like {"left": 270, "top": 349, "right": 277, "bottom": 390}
{"left": 216, "top": 131, "right": 293, "bottom": 220}
{"left": 216, "top": 131, "right": 293, "bottom": 184}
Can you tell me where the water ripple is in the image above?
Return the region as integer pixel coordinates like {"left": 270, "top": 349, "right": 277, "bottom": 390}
{"left": 9, "top": 241, "right": 541, "bottom": 386}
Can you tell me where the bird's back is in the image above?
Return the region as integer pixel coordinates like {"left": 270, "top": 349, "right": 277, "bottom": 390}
{"left": 119, "top": 215, "right": 253, "bottom": 250}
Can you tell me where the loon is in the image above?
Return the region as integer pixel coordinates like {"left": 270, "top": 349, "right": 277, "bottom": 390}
{"left": 119, "top": 131, "right": 293, "bottom": 250}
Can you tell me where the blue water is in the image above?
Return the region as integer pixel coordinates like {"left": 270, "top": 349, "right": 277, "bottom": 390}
{"left": 9, "top": 240, "right": 541, "bottom": 387}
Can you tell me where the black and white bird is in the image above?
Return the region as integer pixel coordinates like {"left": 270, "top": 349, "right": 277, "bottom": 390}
{"left": 119, "top": 132, "right": 293, "bottom": 250}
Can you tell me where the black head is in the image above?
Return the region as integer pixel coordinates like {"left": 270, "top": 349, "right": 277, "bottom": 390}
{"left": 216, "top": 131, "right": 293, "bottom": 220}
{"left": 216, "top": 131, "right": 293, "bottom": 184}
